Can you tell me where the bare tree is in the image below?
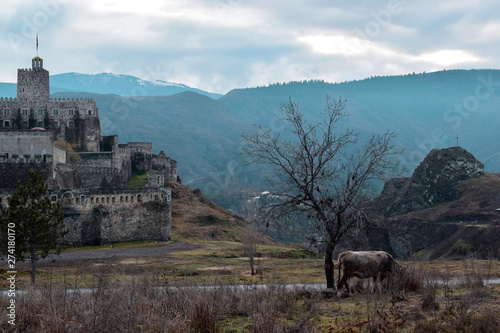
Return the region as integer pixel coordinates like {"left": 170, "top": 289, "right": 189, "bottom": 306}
{"left": 241, "top": 191, "right": 260, "bottom": 276}
{"left": 241, "top": 97, "right": 399, "bottom": 288}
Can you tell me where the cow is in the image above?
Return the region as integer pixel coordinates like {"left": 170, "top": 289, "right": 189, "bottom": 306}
{"left": 337, "top": 251, "right": 401, "bottom": 292}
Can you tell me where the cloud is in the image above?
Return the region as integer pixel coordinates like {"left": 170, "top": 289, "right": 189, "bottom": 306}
{"left": 0, "top": 1, "right": 500, "bottom": 92}
{"left": 417, "top": 50, "right": 481, "bottom": 66}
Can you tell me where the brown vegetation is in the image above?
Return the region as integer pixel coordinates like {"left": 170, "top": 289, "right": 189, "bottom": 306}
{"left": 2, "top": 257, "right": 499, "bottom": 332}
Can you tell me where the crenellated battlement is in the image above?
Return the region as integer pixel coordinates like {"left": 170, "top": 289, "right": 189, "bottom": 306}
{"left": 0, "top": 97, "right": 18, "bottom": 103}
{"left": 18, "top": 68, "right": 41, "bottom": 73}
{"left": 0, "top": 153, "right": 52, "bottom": 164}
{"left": 0, "top": 97, "right": 97, "bottom": 108}
{"left": 50, "top": 187, "right": 172, "bottom": 207}
{"left": 50, "top": 97, "right": 96, "bottom": 104}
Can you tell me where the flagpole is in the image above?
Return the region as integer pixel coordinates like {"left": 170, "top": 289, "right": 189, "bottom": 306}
{"left": 36, "top": 32, "right": 38, "bottom": 57}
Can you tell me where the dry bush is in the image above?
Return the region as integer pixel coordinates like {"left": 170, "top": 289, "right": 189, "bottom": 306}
{"left": 391, "top": 262, "right": 424, "bottom": 293}
{"left": 0, "top": 271, "right": 319, "bottom": 333}
{"left": 413, "top": 318, "right": 449, "bottom": 333}
{"left": 420, "top": 282, "right": 439, "bottom": 311}
{"left": 464, "top": 306, "right": 500, "bottom": 333}
{"left": 364, "top": 291, "right": 407, "bottom": 333}
{"left": 459, "top": 258, "right": 493, "bottom": 299}
{"left": 238, "top": 284, "right": 318, "bottom": 333}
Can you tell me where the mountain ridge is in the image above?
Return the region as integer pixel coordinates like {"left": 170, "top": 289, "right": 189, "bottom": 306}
{"left": 0, "top": 72, "right": 222, "bottom": 100}
{"left": 3, "top": 69, "right": 500, "bottom": 210}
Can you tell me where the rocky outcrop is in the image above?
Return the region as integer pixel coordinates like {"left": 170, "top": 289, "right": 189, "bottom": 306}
{"left": 376, "top": 147, "right": 484, "bottom": 216}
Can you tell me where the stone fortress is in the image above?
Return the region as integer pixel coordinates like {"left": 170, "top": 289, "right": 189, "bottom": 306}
{"left": 0, "top": 56, "right": 176, "bottom": 246}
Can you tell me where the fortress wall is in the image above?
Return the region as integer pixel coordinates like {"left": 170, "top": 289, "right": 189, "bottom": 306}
{"left": 76, "top": 152, "right": 113, "bottom": 168}
{"left": 127, "top": 142, "right": 153, "bottom": 174}
{"left": 0, "top": 98, "right": 100, "bottom": 152}
{"left": 0, "top": 163, "right": 52, "bottom": 188}
{"left": 152, "top": 151, "right": 178, "bottom": 181}
{"left": 100, "top": 135, "right": 118, "bottom": 152}
{"left": 73, "top": 166, "right": 118, "bottom": 188}
{"left": 17, "top": 67, "right": 50, "bottom": 102}
{"left": 55, "top": 187, "right": 172, "bottom": 246}
{"left": 0, "top": 131, "right": 53, "bottom": 157}
{"left": 126, "top": 142, "right": 153, "bottom": 154}
{"left": 52, "top": 163, "right": 75, "bottom": 189}
{"left": 52, "top": 145, "right": 67, "bottom": 165}
{"left": 113, "top": 146, "right": 132, "bottom": 182}
{"left": 64, "top": 116, "right": 100, "bottom": 152}
{"left": 0, "top": 98, "right": 99, "bottom": 122}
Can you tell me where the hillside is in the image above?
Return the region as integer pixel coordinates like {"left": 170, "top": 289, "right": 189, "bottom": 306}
{"left": 395, "top": 173, "right": 500, "bottom": 260}
{"left": 169, "top": 180, "right": 246, "bottom": 242}
{"left": 371, "top": 147, "right": 500, "bottom": 260}
{"left": 29, "top": 70, "right": 500, "bottom": 210}
{"left": 168, "top": 180, "right": 273, "bottom": 245}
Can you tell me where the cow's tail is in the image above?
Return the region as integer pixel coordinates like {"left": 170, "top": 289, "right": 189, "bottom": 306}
{"left": 337, "top": 254, "right": 343, "bottom": 289}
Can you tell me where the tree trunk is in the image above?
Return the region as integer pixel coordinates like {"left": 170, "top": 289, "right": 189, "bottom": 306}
{"left": 324, "top": 242, "right": 335, "bottom": 289}
{"left": 30, "top": 248, "right": 36, "bottom": 286}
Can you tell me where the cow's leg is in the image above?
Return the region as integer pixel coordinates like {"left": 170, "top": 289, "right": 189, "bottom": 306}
{"left": 371, "top": 277, "right": 377, "bottom": 293}
{"left": 374, "top": 274, "right": 384, "bottom": 293}
{"left": 338, "top": 275, "right": 349, "bottom": 291}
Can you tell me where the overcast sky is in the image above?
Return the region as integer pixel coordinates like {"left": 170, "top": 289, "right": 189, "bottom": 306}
{"left": 1, "top": 0, "right": 499, "bottom": 94}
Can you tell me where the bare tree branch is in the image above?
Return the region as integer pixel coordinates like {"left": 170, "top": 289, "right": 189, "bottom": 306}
{"left": 241, "top": 96, "right": 399, "bottom": 288}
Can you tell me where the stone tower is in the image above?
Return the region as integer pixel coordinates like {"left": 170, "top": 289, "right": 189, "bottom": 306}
{"left": 17, "top": 56, "right": 50, "bottom": 103}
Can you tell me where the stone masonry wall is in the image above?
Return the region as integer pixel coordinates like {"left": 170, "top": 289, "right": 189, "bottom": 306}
{"left": 17, "top": 67, "right": 50, "bottom": 102}
{"left": 152, "top": 150, "right": 177, "bottom": 181}
{"left": 0, "top": 97, "right": 100, "bottom": 152}
{"left": 54, "top": 187, "right": 172, "bottom": 246}
{"left": 0, "top": 163, "right": 52, "bottom": 188}
{"left": 0, "top": 130, "right": 53, "bottom": 157}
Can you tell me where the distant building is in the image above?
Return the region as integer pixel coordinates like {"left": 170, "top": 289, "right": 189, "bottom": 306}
{"left": 0, "top": 56, "right": 177, "bottom": 246}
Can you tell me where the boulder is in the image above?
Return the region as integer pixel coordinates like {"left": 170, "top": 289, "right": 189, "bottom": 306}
{"left": 376, "top": 147, "right": 484, "bottom": 216}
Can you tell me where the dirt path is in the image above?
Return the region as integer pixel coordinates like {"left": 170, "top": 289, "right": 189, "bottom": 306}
{"left": 36, "top": 242, "right": 200, "bottom": 264}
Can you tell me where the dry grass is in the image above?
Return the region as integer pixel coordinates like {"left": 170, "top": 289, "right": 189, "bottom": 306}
{"left": 0, "top": 271, "right": 320, "bottom": 332}
{"left": 2, "top": 248, "right": 500, "bottom": 332}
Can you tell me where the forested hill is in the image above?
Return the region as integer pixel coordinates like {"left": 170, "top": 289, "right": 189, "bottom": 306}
{"left": 35, "top": 69, "right": 500, "bottom": 209}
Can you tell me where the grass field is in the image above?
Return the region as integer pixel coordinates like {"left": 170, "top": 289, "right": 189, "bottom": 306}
{"left": 4, "top": 238, "right": 500, "bottom": 287}
{"left": 2, "top": 235, "right": 500, "bottom": 332}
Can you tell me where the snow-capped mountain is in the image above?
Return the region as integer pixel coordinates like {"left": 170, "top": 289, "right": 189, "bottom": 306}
{"left": 50, "top": 72, "right": 222, "bottom": 99}
{"left": 0, "top": 72, "right": 222, "bottom": 99}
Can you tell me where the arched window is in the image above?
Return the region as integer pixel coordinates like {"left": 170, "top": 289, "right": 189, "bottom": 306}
{"left": 62, "top": 192, "right": 74, "bottom": 205}
{"left": 3, "top": 120, "right": 10, "bottom": 128}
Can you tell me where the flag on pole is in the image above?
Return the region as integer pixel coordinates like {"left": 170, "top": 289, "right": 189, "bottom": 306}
{"left": 36, "top": 33, "right": 38, "bottom": 53}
